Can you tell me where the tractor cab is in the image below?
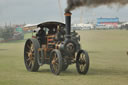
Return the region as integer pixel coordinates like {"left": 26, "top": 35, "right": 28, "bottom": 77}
{"left": 34, "top": 21, "right": 66, "bottom": 55}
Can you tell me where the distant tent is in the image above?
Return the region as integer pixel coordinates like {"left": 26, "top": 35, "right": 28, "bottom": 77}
{"left": 23, "top": 24, "right": 38, "bottom": 31}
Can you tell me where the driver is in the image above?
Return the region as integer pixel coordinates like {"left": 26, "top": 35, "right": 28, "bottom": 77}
{"left": 55, "top": 25, "right": 65, "bottom": 41}
{"left": 37, "top": 28, "right": 46, "bottom": 44}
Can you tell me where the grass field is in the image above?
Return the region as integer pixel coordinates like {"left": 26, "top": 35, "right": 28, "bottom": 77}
{"left": 0, "top": 30, "right": 128, "bottom": 85}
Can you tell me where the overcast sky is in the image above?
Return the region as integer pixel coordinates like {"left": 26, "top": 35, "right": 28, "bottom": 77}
{"left": 0, "top": 0, "right": 128, "bottom": 25}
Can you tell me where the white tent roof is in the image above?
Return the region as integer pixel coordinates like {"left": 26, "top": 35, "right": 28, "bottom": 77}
{"left": 122, "top": 22, "right": 128, "bottom": 25}
{"left": 24, "top": 23, "right": 38, "bottom": 28}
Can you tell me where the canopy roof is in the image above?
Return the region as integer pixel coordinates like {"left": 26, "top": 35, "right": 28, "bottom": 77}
{"left": 37, "top": 21, "right": 65, "bottom": 29}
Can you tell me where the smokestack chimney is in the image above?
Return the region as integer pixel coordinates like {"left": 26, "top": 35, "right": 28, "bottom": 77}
{"left": 64, "top": 12, "right": 72, "bottom": 39}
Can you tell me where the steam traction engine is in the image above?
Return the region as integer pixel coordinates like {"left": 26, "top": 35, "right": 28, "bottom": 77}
{"left": 24, "top": 12, "right": 89, "bottom": 75}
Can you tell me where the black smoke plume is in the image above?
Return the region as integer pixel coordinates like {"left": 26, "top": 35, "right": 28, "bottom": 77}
{"left": 65, "top": 0, "right": 128, "bottom": 12}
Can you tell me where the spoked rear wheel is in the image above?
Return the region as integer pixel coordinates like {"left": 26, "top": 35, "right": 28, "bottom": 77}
{"left": 62, "top": 64, "right": 69, "bottom": 71}
{"left": 50, "top": 49, "right": 62, "bottom": 75}
{"left": 24, "top": 38, "right": 40, "bottom": 72}
{"left": 76, "top": 50, "right": 89, "bottom": 74}
{"left": 62, "top": 58, "right": 69, "bottom": 71}
{"left": 37, "top": 49, "right": 44, "bottom": 66}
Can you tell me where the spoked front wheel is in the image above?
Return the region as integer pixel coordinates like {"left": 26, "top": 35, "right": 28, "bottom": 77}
{"left": 50, "top": 49, "right": 62, "bottom": 75}
{"left": 76, "top": 50, "right": 89, "bottom": 74}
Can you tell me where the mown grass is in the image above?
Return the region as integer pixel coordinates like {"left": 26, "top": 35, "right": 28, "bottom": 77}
{"left": 0, "top": 30, "right": 128, "bottom": 85}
